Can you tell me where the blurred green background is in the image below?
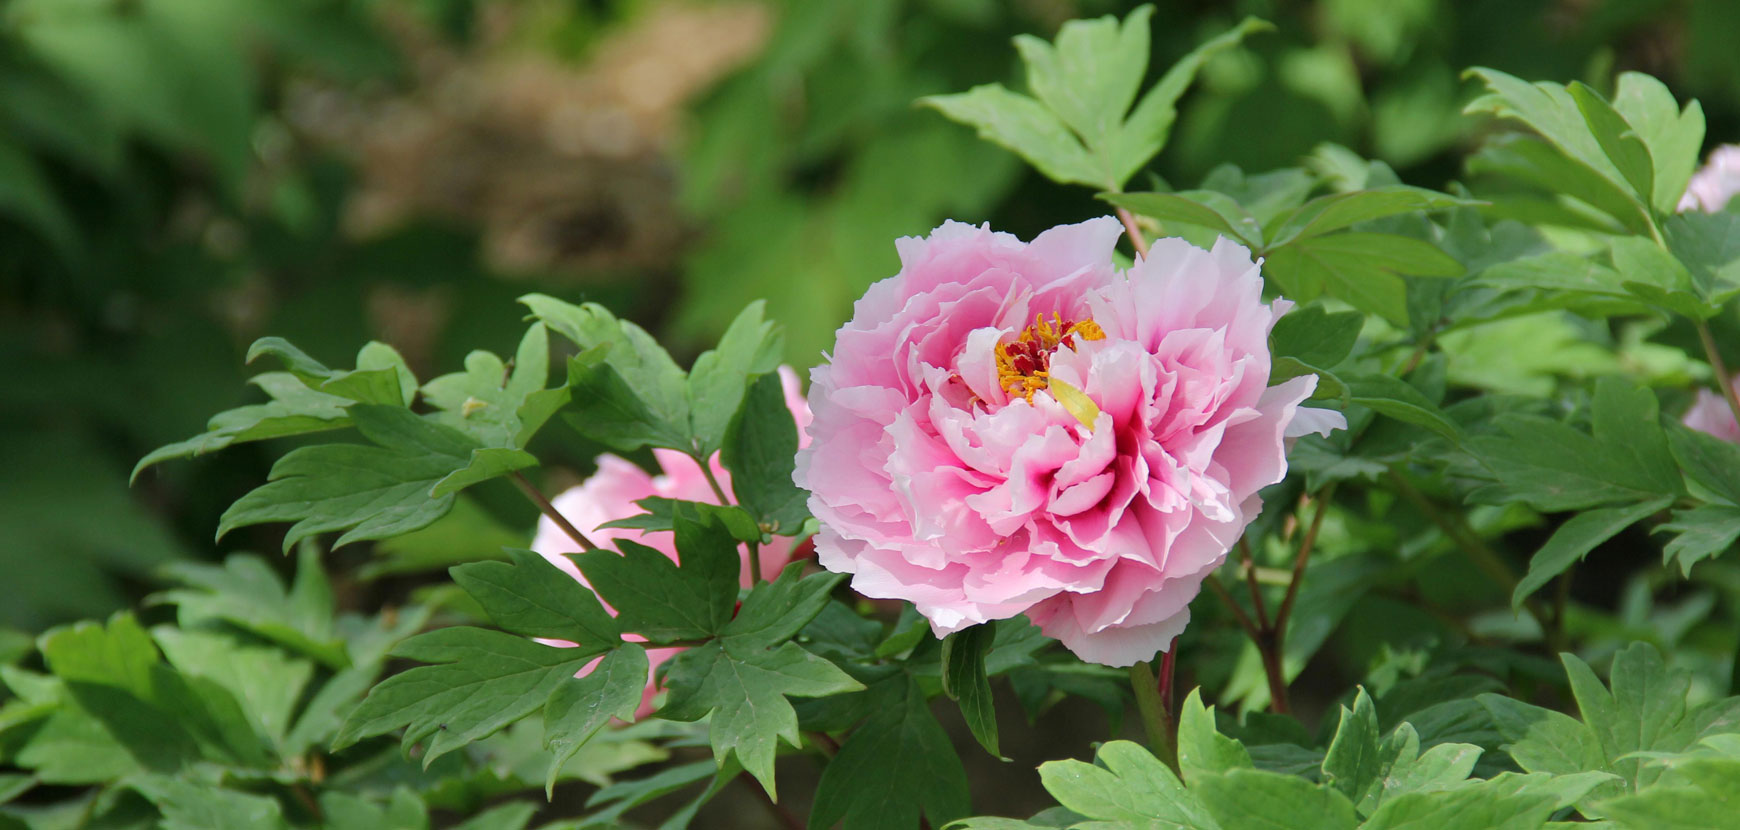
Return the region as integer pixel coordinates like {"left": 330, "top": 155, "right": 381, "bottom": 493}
{"left": 4, "top": 0, "right": 1739, "bottom": 636}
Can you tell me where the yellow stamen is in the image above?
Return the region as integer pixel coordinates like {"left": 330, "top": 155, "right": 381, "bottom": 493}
{"left": 993, "top": 313, "right": 1105, "bottom": 403}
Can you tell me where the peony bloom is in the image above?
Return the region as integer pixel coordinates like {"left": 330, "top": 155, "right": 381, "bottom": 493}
{"left": 530, "top": 367, "right": 812, "bottom": 716}
{"left": 795, "top": 218, "right": 1342, "bottom": 667}
{"left": 1684, "top": 379, "right": 1740, "bottom": 444}
{"left": 1679, "top": 145, "right": 1740, "bottom": 213}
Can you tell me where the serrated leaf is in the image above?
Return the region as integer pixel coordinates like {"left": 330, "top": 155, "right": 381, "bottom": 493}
{"left": 155, "top": 547, "right": 348, "bottom": 669}
{"left": 1265, "top": 240, "right": 1411, "bottom": 326}
{"left": 1568, "top": 82, "right": 1654, "bottom": 208}
{"left": 151, "top": 626, "right": 313, "bottom": 753}
{"left": 1359, "top": 783, "right": 1554, "bottom": 830}
{"left": 1323, "top": 688, "right": 1382, "bottom": 802}
{"left": 1667, "top": 421, "right": 1740, "bottom": 506}
{"left": 521, "top": 294, "right": 690, "bottom": 428}
{"left": 1108, "top": 17, "right": 1270, "bottom": 187}
{"left": 1665, "top": 210, "right": 1740, "bottom": 307}
{"left": 218, "top": 405, "right": 476, "bottom": 552}
{"left": 131, "top": 775, "right": 290, "bottom": 830}
{"left": 810, "top": 676, "right": 970, "bottom": 830}
{"left": 332, "top": 627, "right": 602, "bottom": 762}
{"left": 922, "top": 84, "right": 1102, "bottom": 187}
{"left": 133, "top": 373, "right": 352, "bottom": 481}
{"left": 659, "top": 641, "right": 863, "bottom": 798}
{"left": 1611, "top": 72, "right": 1705, "bottom": 216}
{"left": 1470, "top": 378, "right": 1682, "bottom": 510}
{"left": 940, "top": 624, "right": 999, "bottom": 757}
{"left": 1176, "top": 688, "right": 1252, "bottom": 785}
{"left": 1344, "top": 374, "right": 1460, "bottom": 439}
{"left": 689, "top": 301, "right": 781, "bottom": 457}
{"left": 725, "top": 564, "right": 844, "bottom": 652}
{"left": 1038, "top": 740, "right": 1218, "bottom": 828}
{"left": 563, "top": 348, "right": 693, "bottom": 452}
{"left": 1656, "top": 505, "right": 1740, "bottom": 575}
{"left": 450, "top": 549, "right": 619, "bottom": 644}
{"left": 722, "top": 372, "right": 809, "bottom": 535}
{"left": 573, "top": 515, "right": 740, "bottom": 643}
{"left": 422, "top": 323, "right": 568, "bottom": 453}
{"left": 597, "top": 497, "right": 763, "bottom": 543}
{"left": 1513, "top": 497, "right": 1673, "bottom": 608}
{"left": 543, "top": 644, "right": 648, "bottom": 797}
{"left": 1194, "top": 768, "right": 1357, "bottom": 830}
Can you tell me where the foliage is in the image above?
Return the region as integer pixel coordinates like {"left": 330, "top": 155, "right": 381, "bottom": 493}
{"left": 9, "top": 1, "right": 1740, "bottom": 828}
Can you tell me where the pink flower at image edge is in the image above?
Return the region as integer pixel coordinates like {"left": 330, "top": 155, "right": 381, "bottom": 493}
{"left": 528, "top": 367, "right": 812, "bottom": 718}
{"left": 1684, "top": 379, "right": 1740, "bottom": 444}
{"left": 1680, "top": 145, "right": 1740, "bottom": 213}
{"left": 795, "top": 218, "right": 1344, "bottom": 667}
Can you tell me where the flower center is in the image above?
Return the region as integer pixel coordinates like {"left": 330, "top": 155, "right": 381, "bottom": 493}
{"left": 995, "top": 313, "right": 1105, "bottom": 402}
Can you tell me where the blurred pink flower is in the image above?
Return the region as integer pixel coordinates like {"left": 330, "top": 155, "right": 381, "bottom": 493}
{"left": 1684, "top": 380, "right": 1740, "bottom": 444}
{"left": 529, "top": 367, "right": 812, "bottom": 717}
{"left": 794, "top": 218, "right": 1342, "bottom": 667}
{"left": 1679, "top": 145, "right": 1740, "bottom": 213}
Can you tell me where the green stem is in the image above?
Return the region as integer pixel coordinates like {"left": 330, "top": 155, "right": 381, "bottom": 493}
{"left": 1696, "top": 319, "right": 1740, "bottom": 430}
{"left": 697, "top": 455, "right": 732, "bottom": 505}
{"left": 1130, "top": 661, "right": 1178, "bottom": 773}
{"left": 512, "top": 472, "right": 597, "bottom": 551}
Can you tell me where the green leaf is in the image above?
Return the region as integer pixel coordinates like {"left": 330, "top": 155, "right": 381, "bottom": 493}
{"left": 1564, "top": 642, "right": 1713, "bottom": 793}
{"left": 247, "top": 338, "right": 417, "bottom": 407}
{"left": 724, "top": 564, "right": 844, "bottom": 652}
{"left": 133, "top": 373, "right": 352, "bottom": 481}
{"left": 1656, "top": 505, "right": 1740, "bottom": 575}
{"left": 1109, "top": 17, "right": 1271, "bottom": 187}
{"left": 1266, "top": 186, "right": 1468, "bottom": 248}
{"left": 1322, "top": 688, "right": 1382, "bottom": 802}
{"left": 1470, "top": 378, "right": 1683, "bottom": 511}
{"left": 1194, "top": 768, "right": 1357, "bottom": 830}
{"left": 810, "top": 677, "right": 971, "bottom": 830}
{"left": 597, "top": 497, "right": 764, "bottom": 544}
{"left": 1610, "top": 235, "right": 1713, "bottom": 318}
{"left": 1665, "top": 210, "right": 1740, "bottom": 308}
{"left": 1667, "top": 422, "right": 1740, "bottom": 506}
{"left": 722, "top": 372, "right": 809, "bottom": 535}
{"left": 1463, "top": 68, "right": 1646, "bottom": 226}
{"left": 1610, "top": 72, "right": 1706, "bottom": 216}
{"left": 422, "top": 323, "right": 568, "bottom": 451}
{"left": 1300, "top": 232, "right": 1464, "bottom": 277}
{"left": 1176, "top": 688, "right": 1252, "bottom": 785}
{"left": 332, "top": 627, "right": 603, "bottom": 763}
{"left": 1037, "top": 740, "right": 1218, "bottom": 828}
{"left": 155, "top": 547, "right": 348, "bottom": 669}
{"left": 563, "top": 347, "right": 693, "bottom": 452}
{"left": 1101, "top": 190, "right": 1263, "bottom": 248}
{"left": 151, "top": 627, "right": 313, "bottom": 753}
{"left": 319, "top": 789, "right": 428, "bottom": 830}
{"left": 940, "top": 624, "right": 999, "bottom": 757}
{"left": 1359, "top": 783, "right": 1554, "bottom": 830}
{"left": 1013, "top": 6, "right": 1153, "bottom": 162}
{"left": 520, "top": 294, "right": 690, "bottom": 429}
{"left": 574, "top": 515, "right": 741, "bottom": 644}
{"left": 1568, "top": 82, "right": 1654, "bottom": 207}
{"left": 1478, "top": 694, "right": 1609, "bottom": 778}
{"left": 1344, "top": 374, "right": 1460, "bottom": 439}
{"left": 543, "top": 644, "right": 648, "bottom": 797}
{"left": 1512, "top": 497, "right": 1673, "bottom": 608}
{"left": 659, "top": 641, "right": 863, "bottom": 798}
{"left": 1271, "top": 304, "right": 1362, "bottom": 369}
{"left": 218, "top": 405, "right": 476, "bottom": 552}
{"left": 131, "top": 775, "right": 290, "bottom": 830}
{"left": 1598, "top": 757, "right": 1740, "bottom": 830}
{"left": 920, "top": 84, "right": 1102, "bottom": 187}
{"left": 688, "top": 302, "right": 782, "bottom": 457}
{"left": 450, "top": 549, "right": 619, "bottom": 644}
{"left": 0, "top": 135, "right": 76, "bottom": 257}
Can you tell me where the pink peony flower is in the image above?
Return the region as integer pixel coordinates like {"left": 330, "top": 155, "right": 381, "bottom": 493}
{"left": 530, "top": 367, "right": 812, "bottom": 716}
{"left": 1684, "top": 379, "right": 1740, "bottom": 444}
{"left": 1679, "top": 145, "right": 1740, "bottom": 213}
{"left": 794, "top": 218, "right": 1342, "bottom": 667}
